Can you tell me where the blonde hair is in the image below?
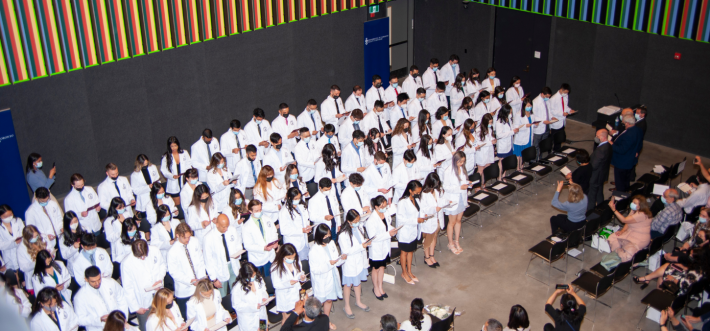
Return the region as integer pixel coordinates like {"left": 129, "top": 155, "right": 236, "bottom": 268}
{"left": 567, "top": 184, "right": 584, "bottom": 203}
{"left": 23, "top": 225, "right": 46, "bottom": 261}
{"left": 190, "top": 278, "right": 214, "bottom": 303}
{"left": 149, "top": 289, "right": 176, "bottom": 330}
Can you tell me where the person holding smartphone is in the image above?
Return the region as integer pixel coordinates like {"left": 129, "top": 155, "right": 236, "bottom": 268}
{"left": 543, "top": 284, "right": 586, "bottom": 331}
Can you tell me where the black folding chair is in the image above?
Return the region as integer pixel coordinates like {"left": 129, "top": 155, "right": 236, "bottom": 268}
{"left": 525, "top": 239, "right": 568, "bottom": 285}
{"left": 468, "top": 172, "right": 499, "bottom": 217}
{"left": 521, "top": 146, "right": 553, "bottom": 185}
{"left": 539, "top": 137, "right": 567, "bottom": 170}
{"left": 571, "top": 269, "right": 616, "bottom": 322}
{"left": 565, "top": 226, "right": 586, "bottom": 267}
{"left": 430, "top": 307, "right": 456, "bottom": 331}
{"left": 589, "top": 259, "right": 633, "bottom": 294}
{"left": 635, "top": 289, "right": 676, "bottom": 329}
{"left": 501, "top": 154, "right": 535, "bottom": 196}
{"left": 482, "top": 163, "right": 517, "bottom": 206}
{"left": 668, "top": 157, "right": 687, "bottom": 186}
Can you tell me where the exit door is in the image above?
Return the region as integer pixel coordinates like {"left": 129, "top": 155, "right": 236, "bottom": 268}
{"left": 492, "top": 8, "right": 551, "bottom": 96}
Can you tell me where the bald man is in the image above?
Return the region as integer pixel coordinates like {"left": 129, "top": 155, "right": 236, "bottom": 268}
{"left": 203, "top": 214, "right": 244, "bottom": 304}
{"left": 611, "top": 113, "right": 644, "bottom": 192}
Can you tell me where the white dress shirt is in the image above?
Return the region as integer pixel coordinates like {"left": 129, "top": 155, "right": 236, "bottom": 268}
{"left": 220, "top": 129, "right": 247, "bottom": 173}
{"left": 191, "top": 138, "right": 221, "bottom": 182}
{"left": 548, "top": 91, "right": 570, "bottom": 130}
{"left": 321, "top": 95, "right": 347, "bottom": 133}
{"left": 160, "top": 152, "right": 192, "bottom": 195}
{"left": 532, "top": 95, "right": 552, "bottom": 135}
{"left": 97, "top": 176, "right": 134, "bottom": 215}
{"left": 167, "top": 237, "right": 207, "bottom": 298}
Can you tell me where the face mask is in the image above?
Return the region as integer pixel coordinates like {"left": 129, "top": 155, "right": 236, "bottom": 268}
{"left": 290, "top": 174, "right": 299, "bottom": 180}
{"left": 442, "top": 116, "right": 449, "bottom": 121}
{"left": 406, "top": 163, "right": 414, "bottom": 168}
{"left": 310, "top": 109, "right": 317, "bottom": 115}
{"left": 661, "top": 196, "right": 668, "bottom": 204}
{"left": 425, "top": 119, "right": 430, "bottom": 124}
{"left": 445, "top": 136, "right": 453, "bottom": 142}
{"left": 234, "top": 198, "right": 243, "bottom": 205}
{"left": 483, "top": 99, "right": 490, "bottom": 104}
{"left": 333, "top": 95, "right": 339, "bottom": 100}
{"left": 326, "top": 134, "right": 334, "bottom": 139}
{"left": 232, "top": 130, "right": 240, "bottom": 135}
{"left": 630, "top": 202, "right": 638, "bottom": 211}
{"left": 293, "top": 198, "right": 301, "bottom": 204}
{"left": 285, "top": 258, "right": 294, "bottom": 264}
{"left": 432, "top": 68, "right": 438, "bottom": 72}
{"left": 157, "top": 193, "right": 165, "bottom": 199}
{"left": 323, "top": 236, "right": 332, "bottom": 244}
{"left": 418, "top": 97, "right": 424, "bottom": 102}
{"left": 85, "top": 248, "right": 96, "bottom": 255}
{"left": 36, "top": 161, "right": 43, "bottom": 168}
{"left": 250, "top": 277, "right": 257, "bottom": 282}
{"left": 266, "top": 177, "right": 274, "bottom": 182}
{"left": 498, "top": 94, "right": 504, "bottom": 99}
{"left": 379, "top": 208, "right": 387, "bottom": 214}
{"left": 376, "top": 163, "right": 385, "bottom": 169}
{"left": 282, "top": 113, "right": 289, "bottom": 118}
{"left": 128, "top": 230, "right": 137, "bottom": 237}
{"left": 373, "top": 138, "right": 380, "bottom": 143}
{"left": 44, "top": 304, "right": 57, "bottom": 312}
{"left": 354, "top": 186, "right": 361, "bottom": 191}
{"left": 217, "top": 163, "right": 224, "bottom": 169}
{"left": 39, "top": 201, "right": 49, "bottom": 207}
{"left": 30, "top": 236, "right": 39, "bottom": 243}
{"left": 253, "top": 212, "right": 262, "bottom": 219}
{"left": 351, "top": 222, "right": 359, "bottom": 227}
{"left": 375, "top": 83, "right": 382, "bottom": 88}
{"left": 413, "top": 194, "right": 421, "bottom": 199}
{"left": 162, "top": 216, "right": 171, "bottom": 222}
{"left": 116, "top": 208, "right": 126, "bottom": 214}
{"left": 525, "top": 106, "right": 532, "bottom": 111}
{"left": 70, "top": 222, "right": 79, "bottom": 230}
{"left": 635, "top": 114, "right": 641, "bottom": 121}
{"left": 594, "top": 137, "right": 601, "bottom": 144}
{"left": 561, "top": 93, "right": 568, "bottom": 97}
{"left": 392, "top": 83, "right": 398, "bottom": 88}
{"left": 429, "top": 144, "right": 434, "bottom": 149}
{"left": 451, "top": 64, "right": 457, "bottom": 69}
{"left": 700, "top": 217, "right": 708, "bottom": 224}
{"left": 401, "top": 105, "right": 407, "bottom": 110}
{"left": 489, "top": 75, "right": 495, "bottom": 79}
{"left": 199, "top": 198, "right": 209, "bottom": 203}
{"left": 165, "top": 302, "right": 174, "bottom": 309}
{"left": 357, "top": 141, "right": 364, "bottom": 147}
{"left": 461, "top": 81, "right": 466, "bottom": 86}
{"left": 303, "top": 137, "right": 311, "bottom": 143}
{"left": 110, "top": 175, "right": 118, "bottom": 181}
{"left": 352, "top": 120, "right": 360, "bottom": 125}
{"left": 255, "top": 120, "right": 262, "bottom": 125}
{"left": 514, "top": 83, "right": 521, "bottom": 88}
{"left": 412, "top": 73, "right": 419, "bottom": 78}
{"left": 190, "top": 179, "right": 199, "bottom": 185}
{"left": 488, "top": 125, "right": 493, "bottom": 129}
{"left": 75, "top": 186, "right": 84, "bottom": 192}
{"left": 543, "top": 97, "right": 550, "bottom": 101}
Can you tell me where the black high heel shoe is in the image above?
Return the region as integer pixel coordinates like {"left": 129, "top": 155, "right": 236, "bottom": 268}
{"left": 633, "top": 276, "right": 650, "bottom": 289}
{"left": 372, "top": 289, "right": 383, "bottom": 301}
{"left": 424, "top": 256, "right": 437, "bottom": 268}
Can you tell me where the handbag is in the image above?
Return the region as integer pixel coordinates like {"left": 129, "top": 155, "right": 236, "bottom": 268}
{"left": 660, "top": 280, "right": 680, "bottom": 295}
{"left": 600, "top": 252, "right": 621, "bottom": 271}
{"left": 591, "top": 234, "right": 611, "bottom": 253}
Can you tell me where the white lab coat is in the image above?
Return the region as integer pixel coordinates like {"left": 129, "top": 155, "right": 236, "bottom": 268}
{"left": 426, "top": 92, "right": 448, "bottom": 118}
{"left": 548, "top": 91, "right": 569, "bottom": 130}
{"left": 506, "top": 85, "right": 525, "bottom": 114}
{"left": 19, "top": 240, "right": 50, "bottom": 290}
{"left": 321, "top": 95, "right": 347, "bottom": 134}
{"left": 383, "top": 86, "right": 402, "bottom": 120}
{"left": 341, "top": 186, "right": 370, "bottom": 216}
{"left": 179, "top": 183, "right": 196, "bottom": 214}
{"left": 420, "top": 189, "right": 446, "bottom": 233}
{"left": 241, "top": 216, "right": 278, "bottom": 267}
{"left": 297, "top": 108, "right": 323, "bottom": 136}
{"left": 392, "top": 162, "right": 421, "bottom": 202}
{"left": 340, "top": 143, "right": 368, "bottom": 178}
{"left": 121, "top": 249, "right": 166, "bottom": 312}
{"left": 97, "top": 176, "right": 134, "bottom": 216}
{"left": 145, "top": 196, "right": 179, "bottom": 226}
{"left": 160, "top": 151, "right": 192, "bottom": 195}
{"left": 396, "top": 198, "right": 422, "bottom": 244}
{"left": 434, "top": 142, "right": 455, "bottom": 177}
{"left": 495, "top": 119, "right": 515, "bottom": 154}
{"left": 365, "top": 85, "right": 386, "bottom": 113}
{"left": 167, "top": 238, "right": 207, "bottom": 298}
{"left": 450, "top": 87, "right": 465, "bottom": 112}
{"left": 453, "top": 108, "right": 471, "bottom": 131}
{"left": 361, "top": 163, "right": 393, "bottom": 201}
{"left": 360, "top": 110, "right": 391, "bottom": 146}
{"left": 391, "top": 133, "right": 412, "bottom": 168}
{"left": 30, "top": 303, "right": 79, "bottom": 331}
{"left": 411, "top": 120, "right": 431, "bottom": 149}
{"left": 409, "top": 98, "right": 427, "bottom": 121}
{"left": 308, "top": 191, "right": 342, "bottom": 232}
{"left": 465, "top": 78, "right": 483, "bottom": 101}
{"left": 532, "top": 95, "right": 551, "bottom": 135}
{"left": 415, "top": 149, "right": 437, "bottom": 179}
{"left": 5, "top": 287, "right": 31, "bottom": 317}
{"left": 253, "top": 181, "right": 286, "bottom": 222}
{"left": 421, "top": 68, "right": 438, "bottom": 98}
{"left": 309, "top": 242, "right": 344, "bottom": 299}
{"left": 231, "top": 279, "right": 268, "bottom": 331}
{"left": 402, "top": 75, "right": 423, "bottom": 100}
{"left": 130, "top": 165, "right": 161, "bottom": 212}
{"left": 202, "top": 227, "right": 242, "bottom": 283}
{"left": 221, "top": 203, "right": 249, "bottom": 238}
{"left": 455, "top": 132, "right": 477, "bottom": 174}
{"left": 513, "top": 114, "right": 533, "bottom": 145}
{"left": 315, "top": 134, "right": 341, "bottom": 157}
{"left": 31, "top": 261, "right": 72, "bottom": 302}
{"left": 439, "top": 62, "right": 459, "bottom": 96}
{"left": 365, "top": 212, "right": 393, "bottom": 261}
{"left": 186, "top": 290, "right": 230, "bottom": 331}
{"left": 481, "top": 77, "right": 500, "bottom": 93}
{"left": 472, "top": 101, "right": 492, "bottom": 125}
{"left": 191, "top": 137, "right": 221, "bottom": 182}
{"left": 150, "top": 219, "right": 181, "bottom": 261}
{"left": 25, "top": 199, "right": 63, "bottom": 252}
{"left": 104, "top": 216, "right": 124, "bottom": 262}
{"left": 145, "top": 305, "right": 184, "bottom": 331}
{"left": 431, "top": 118, "right": 453, "bottom": 140}
{"left": 443, "top": 165, "right": 468, "bottom": 214}
{"left": 71, "top": 248, "right": 113, "bottom": 287}
{"left": 64, "top": 187, "right": 101, "bottom": 232}
{"left": 234, "top": 157, "right": 263, "bottom": 194}
{"left": 114, "top": 234, "right": 145, "bottom": 265}
{"left": 58, "top": 235, "right": 80, "bottom": 277}
{"left": 345, "top": 92, "right": 366, "bottom": 113}
{"left": 293, "top": 139, "right": 318, "bottom": 182}
{"left": 186, "top": 204, "right": 217, "bottom": 243}
{"left": 73, "top": 274, "right": 127, "bottom": 331}
{"left": 337, "top": 117, "right": 359, "bottom": 150}
{"left": 0, "top": 218, "right": 24, "bottom": 269}
{"left": 263, "top": 148, "right": 295, "bottom": 182}
{"left": 314, "top": 160, "right": 345, "bottom": 196}
{"left": 278, "top": 204, "right": 310, "bottom": 253}
{"left": 271, "top": 114, "right": 299, "bottom": 151}
{"left": 220, "top": 129, "right": 247, "bottom": 173}
{"left": 270, "top": 261, "right": 304, "bottom": 312}
{"left": 244, "top": 119, "right": 273, "bottom": 160}
{"left": 206, "top": 168, "right": 235, "bottom": 212}
{"left": 338, "top": 226, "right": 368, "bottom": 277}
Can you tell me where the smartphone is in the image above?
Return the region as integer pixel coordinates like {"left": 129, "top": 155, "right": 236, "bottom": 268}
{"left": 52, "top": 162, "right": 55, "bottom": 168}
{"left": 259, "top": 320, "right": 267, "bottom": 331}
{"left": 555, "top": 284, "right": 569, "bottom": 290}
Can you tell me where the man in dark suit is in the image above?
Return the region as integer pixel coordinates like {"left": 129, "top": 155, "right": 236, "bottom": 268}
{"left": 635, "top": 106, "right": 647, "bottom": 136}
{"left": 588, "top": 129, "right": 613, "bottom": 210}
{"left": 611, "top": 112, "right": 644, "bottom": 193}
{"left": 281, "top": 298, "right": 331, "bottom": 331}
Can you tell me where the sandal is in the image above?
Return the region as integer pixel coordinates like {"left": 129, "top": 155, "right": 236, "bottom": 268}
{"left": 448, "top": 244, "right": 461, "bottom": 255}
{"left": 454, "top": 240, "right": 464, "bottom": 253}
{"left": 633, "top": 276, "right": 650, "bottom": 290}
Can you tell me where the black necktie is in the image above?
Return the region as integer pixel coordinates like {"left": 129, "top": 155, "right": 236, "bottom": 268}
{"left": 420, "top": 101, "right": 423, "bottom": 108}
{"left": 221, "top": 233, "right": 230, "bottom": 262}
{"left": 334, "top": 99, "right": 340, "bottom": 114}
{"left": 325, "top": 195, "right": 336, "bottom": 232}
{"left": 376, "top": 88, "right": 382, "bottom": 101}
{"left": 434, "top": 70, "right": 438, "bottom": 82}
{"left": 236, "top": 136, "right": 243, "bottom": 157}
{"left": 354, "top": 190, "right": 362, "bottom": 207}
{"left": 113, "top": 180, "right": 120, "bottom": 196}
{"left": 377, "top": 113, "right": 384, "bottom": 133}
{"left": 356, "top": 97, "right": 361, "bottom": 105}
{"left": 257, "top": 124, "right": 262, "bottom": 139}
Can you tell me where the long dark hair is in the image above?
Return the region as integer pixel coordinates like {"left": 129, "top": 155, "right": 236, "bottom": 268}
{"left": 322, "top": 144, "right": 339, "bottom": 172}
{"left": 284, "top": 163, "right": 301, "bottom": 185}
{"left": 33, "top": 250, "right": 62, "bottom": 284}
{"left": 62, "top": 211, "right": 84, "bottom": 247}
{"left": 467, "top": 68, "right": 480, "bottom": 84}
{"left": 120, "top": 218, "right": 140, "bottom": 245}
{"left": 507, "top": 304, "right": 530, "bottom": 330}
{"left": 285, "top": 187, "right": 304, "bottom": 219}
{"left": 475, "top": 90, "right": 491, "bottom": 107}
{"left": 422, "top": 172, "right": 443, "bottom": 195}
{"left": 31, "top": 287, "right": 63, "bottom": 317}
{"left": 233, "top": 262, "right": 263, "bottom": 294}
{"left": 156, "top": 204, "right": 171, "bottom": 223}
{"left": 509, "top": 76, "right": 521, "bottom": 88}
{"left": 436, "top": 126, "right": 452, "bottom": 145}
{"left": 229, "top": 188, "right": 248, "bottom": 218}
{"left": 339, "top": 209, "right": 360, "bottom": 242}
{"left": 409, "top": 298, "right": 425, "bottom": 330}
{"left": 190, "top": 184, "right": 213, "bottom": 212}
{"left": 371, "top": 195, "right": 388, "bottom": 211}
{"left": 365, "top": 128, "right": 380, "bottom": 155}
{"left": 314, "top": 223, "right": 331, "bottom": 246}
{"left": 163, "top": 136, "right": 183, "bottom": 171}
{"left": 462, "top": 118, "right": 475, "bottom": 148}
{"left": 417, "top": 135, "right": 433, "bottom": 160}
{"left": 479, "top": 113, "right": 493, "bottom": 141}
{"left": 559, "top": 293, "right": 580, "bottom": 322}
{"left": 104, "top": 310, "right": 129, "bottom": 331}
{"left": 272, "top": 243, "right": 301, "bottom": 277}
{"left": 399, "top": 180, "right": 423, "bottom": 202}
{"left": 453, "top": 73, "right": 465, "bottom": 93}
{"left": 26, "top": 152, "right": 41, "bottom": 173}
{"left": 417, "top": 110, "right": 431, "bottom": 137}
{"left": 494, "top": 86, "right": 507, "bottom": 105}
{"left": 520, "top": 97, "right": 533, "bottom": 117}
{"left": 498, "top": 104, "right": 512, "bottom": 125}
{"left": 3, "top": 272, "right": 23, "bottom": 306}
{"left": 107, "top": 197, "right": 126, "bottom": 224}
{"left": 150, "top": 181, "right": 166, "bottom": 211}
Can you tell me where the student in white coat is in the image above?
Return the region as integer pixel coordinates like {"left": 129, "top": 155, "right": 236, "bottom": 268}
{"left": 365, "top": 75, "right": 386, "bottom": 113}
{"left": 315, "top": 124, "right": 341, "bottom": 156}
{"left": 59, "top": 212, "right": 83, "bottom": 278}
{"left": 472, "top": 91, "right": 494, "bottom": 125}
{"left": 513, "top": 98, "right": 535, "bottom": 170}
{"left": 26, "top": 188, "right": 63, "bottom": 255}
{"left": 253, "top": 166, "right": 286, "bottom": 224}
{"left": 345, "top": 85, "right": 367, "bottom": 113}
{"left": 440, "top": 55, "right": 460, "bottom": 102}
{"left": 146, "top": 288, "right": 186, "bottom": 331}
{"left": 506, "top": 76, "right": 525, "bottom": 115}
{"left": 270, "top": 243, "right": 306, "bottom": 322}
{"left": 230, "top": 262, "right": 269, "bottom": 331}
{"left": 113, "top": 219, "right": 145, "bottom": 268}
{"left": 244, "top": 108, "right": 273, "bottom": 160}
{"left": 443, "top": 152, "right": 471, "bottom": 256}
{"left": 383, "top": 77, "right": 402, "bottom": 123}
{"left": 532, "top": 87, "right": 554, "bottom": 160}
{"left": 490, "top": 86, "right": 506, "bottom": 120}
{"left": 396, "top": 181, "right": 427, "bottom": 285}
{"left": 0, "top": 205, "right": 25, "bottom": 278}
{"left": 233, "top": 145, "right": 262, "bottom": 199}
{"left": 71, "top": 234, "right": 113, "bottom": 287}
{"left": 64, "top": 174, "right": 101, "bottom": 235}
{"left": 297, "top": 99, "right": 323, "bottom": 138}
{"left": 179, "top": 168, "right": 199, "bottom": 213}
{"left": 391, "top": 118, "right": 416, "bottom": 169}
{"left": 341, "top": 130, "right": 369, "bottom": 181}
{"left": 392, "top": 151, "right": 422, "bottom": 203}
{"left": 315, "top": 144, "right": 347, "bottom": 200}
{"left": 161, "top": 137, "right": 192, "bottom": 207}
{"left": 308, "top": 178, "right": 342, "bottom": 241}
{"left": 432, "top": 106, "right": 454, "bottom": 141}
{"left": 402, "top": 65, "right": 423, "bottom": 100}
{"left": 279, "top": 188, "right": 312, "bottom": 260}
{"left": 456, "top": 119, "right": 481, "bottom": 175}
{"left": 186, "top": 279, "right": 231, "bottom": 331}
{"left": 74, "top": 266, "right": 130, "bottom": 331}
{"left": 362, "top": 129, "right": 385, "bottom": 168}
{"left": 408, "top": 88, "right": 428, "bottom": 123}
{"left": 449, "top": 73, "right": 466, "bottom": 113}
{"left": 121, "top": 239, "right": 167, "bottom": 330}
{"left": 191, "top": 129, "right": 221, "bottom": 183}
{"left": 476, "top": 114, "right": 497, "bottom": 183}
{"left": 202, "top": 214, "right": 243, "bottom": 299}
{"left": 97, "top": 163, "right": 135, "bottom": 218}
{"left": 481, "top": 67, "right": 500, "bottom": 93}
{"left": 263, "top": 133, "right": 295, "bottom": 182}
{"left": 219, "top": 121, "right": 247, "bottom": 174}
{"left": 321, "top": 85, "right": 347, "bottom": 134}
{"left": 420, "top": 173, "right": 447, "bottom": 267}
{"left": 241, "top": 200, "right": 279, "bottom": 277}
{"left": 146, "top": 182, "right": 179, "bottom": 227}
{"left": 221, "top": 188, "right": 250, "bottom": 240}
{"left": 30, "top": 287, "right": 79, "bottom": 331}
{"left": 104, "top": 197, "right": 130, "bottom": 276}
{"left": 421, "top": 58, "right": 440, "bottom": 98}
{"left": 18, "top": 225, "right": 49, "bottom": 292}
{"left": 365, "top": 196, "right": 398, "bottom": 300}
{"left": 167, "top": 222, "right": 207, "bottom": 319}
{"left": 186, "top": 184, "right": 218, "bottom": 242}
{"left": 411, "top": 109, "right": 432, "bottom": 151}
{"left": 206, "top": 153, "right": 236, "bottom": 212}
{"left": 337, "top": 109, "right": 365, "bottom": 151}
{"left": 453, "top": 97, "right": 473, "bottom": 131}
{"left": 4, "top": 270, "right": 32, "bottom": 317}
{"left": 415, "top": 136, "right": 441, "bottom": 179}
{"left": 294, "top": 129, "right": 318, "bottom": 185}
{"left": 495, "top": 105, "right": 519, "bottom": 180}
{"left": 362, "top": 152, "right": 394, "bottom": 205}
{"left": 309, "top": 224, "right": 345, "bottom": 328}
{"left": 130, "top": 154, "right": 161, "bottom": 221}
{"left": 427, "top": 83, "right": 448, "bottom": 119}
{"left": 361, "top": 101, "right": 392, "bottom": 150}
{"left": 465, "top": 69, "right": 483, "bottom": 102}
{"left": 434, "top": 126, "right": 456, "bottom": 179}
{"left": 341, "top": 174, "right": 372, "bottom": 216}
{"left": 548, "top": 83, "right": 577, "bottom": 151}
{"left": 31, "top": 250, "right": 72, "bottom": 303}
{"left": 338, "top": 211, "right": 371, "bottom": 318}
{"left": 271, "top": 103, "right": 300, "bottom": 152}
{"left": 150, "top": 205, "right": 180, "bottom": 290}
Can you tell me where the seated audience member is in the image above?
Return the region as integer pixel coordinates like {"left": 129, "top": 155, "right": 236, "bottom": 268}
{"left": 565, "top": 149, "right": 592, "bottom": 195}
{"left": 549, "top": 182, "right": 588, "bottom": 234}
{"left": 482, "top": 319, "right": 504, "bottom": 331}
{"left": 543, "top": 285, "right": 585, "bottom": 331}
{"left": 73, "top": 266, "right": 129, "bottom": 331}
{"left": 608, "top": 195, "right": 652, "bottom": 262}
{"left": 280, "top": 298, "right": 330, "bottom": 331}
{"left": 381, "top": 314, "right": 401, "bottom": 331}
{"left": 31, "top": 287, "right": 79, "bottom": 331}
{"left": 503, "top": 304, "right": 530, "bottom": 331}
{"left": 676, "top": 158, "right": 710, "bottom": 214}
{"left": 650, "top": 188, "right": 683, "bottom": 239}
{"left": 633, "top": 247, "right": 707, "bottom": 301}
{"left": 400, "top": 298, "right": 432, "bottom": 331}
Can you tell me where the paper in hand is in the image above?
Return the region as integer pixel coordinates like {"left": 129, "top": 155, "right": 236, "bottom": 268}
{"left": 230, "top": 249, "right": 246, "bottom": 259}
{"left": 652, "top": 184, "right": 669, "bottom": 196}
{"left": 559, "top": 166, "right": 571, "bottom": 176}
{"left": 144, "top": 281, "right": 163, "bottom": 292}
{"left": 180, "top": 317, "right": 196, "bottom": 330}
{"left": 208, "top": 320, "right": 229, "bottom": 331}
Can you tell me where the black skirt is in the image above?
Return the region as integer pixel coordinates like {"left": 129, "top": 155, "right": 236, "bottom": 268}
{"left": 398, "top": 241, "right": 417, "bottom": 252}
{"left": 369, "top": 254, "right": 391, "bottom": 269}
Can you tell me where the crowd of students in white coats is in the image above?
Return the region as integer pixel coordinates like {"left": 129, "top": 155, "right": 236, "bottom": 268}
{"left": 0, "top": 54, "right": 582, "bottom": 331}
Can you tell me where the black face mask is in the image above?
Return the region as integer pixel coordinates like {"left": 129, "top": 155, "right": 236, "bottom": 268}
{"left": 247, "top": 156, "right": 255, "bottom": 162}
{"left": 375, "top": 83, "right": 382, "bottom": 88}
{"left": 333, "top": 95, "right": 340, "bottom": 100}
{"left": 323, "top": 237, "right": 332, "bottom": 244}
{"left": 282, "top": 113, "right": 289, "bottom": 118}
{"left": 275, "top": 144, "right": 282, "bottom": 150}
{"left": 199, "top": 198, "right": 208, "bottom": 203}
{"left": 412, "top": 73, "right": 419, "bottom": 78}
{"left": 413, "top": 194, "right": 421, "bottom": 199}
{"left": 75, "top": 186, "right": 84, "bottom": 192}
{"left": 266, "top": 177, "right": 274, "bottom": 182}
{"left": 110, "top": 176, "right": 118, "bottom": 181}
{"left": 165, "top": 302, "right": 174, "bottom": 309}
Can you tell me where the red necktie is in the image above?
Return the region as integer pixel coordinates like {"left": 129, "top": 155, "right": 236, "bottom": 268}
{"left": 561, "top": 97, "right": 565, "bottom": 112}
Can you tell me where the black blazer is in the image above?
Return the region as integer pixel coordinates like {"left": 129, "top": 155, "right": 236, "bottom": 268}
{"left": 280, "top": 312, "right": 330, "bottom": 331}
{"left": 636, "top": 118, "right": 647, "bottom": 137}
{"left": 590, "top": 142, "right": 612, "bottom": 186}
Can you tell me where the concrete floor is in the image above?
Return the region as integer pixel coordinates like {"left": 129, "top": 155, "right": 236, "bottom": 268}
{"left": 318, "top": 119, "right": 708, "bottom": 331}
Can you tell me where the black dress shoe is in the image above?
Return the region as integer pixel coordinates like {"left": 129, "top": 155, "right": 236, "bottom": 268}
{"left": 433, "top": 262, "right": 441, "bottom": 267}
{"left": 373, "top": 289, "right": 383, "bottom": 301}
{"left": 382, "top": 292, "right": 389, "bottom": 298}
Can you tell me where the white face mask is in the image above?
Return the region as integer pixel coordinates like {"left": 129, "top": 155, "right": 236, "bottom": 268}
{"left": 1, "top": 215, "right": 12, "bottom": 223}
{"left": 445, "top": 136, "right": 453, "bottom": 142}
{"left": 514, "top": 83, "right": 520, "bottom": 88}
{"left": 70, "top": 222, "right": 79, "bottom": 230}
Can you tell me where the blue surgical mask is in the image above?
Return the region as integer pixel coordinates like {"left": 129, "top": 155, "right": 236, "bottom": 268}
{"left": 392, "top": 83, "right": 398, "bottom": 88}
{"left": 357, "top": 141, "right": 364, "bottom": 147}
{"left": 250, "top": 277, "right": 256, "bottom": 282}
{"left": 661, "top": 196, "right": 668, "bottom": 204}
{"left": 483, "top": 99, "right": 490, "bottom": 104}
{"left": 128, "top": 230, "right": 137, "bottom": 237}
{"left": 39, "top": 201, "right": 49, "bottom": 207}
{"left": 700, "top": 217, "right": 708, "bottom": 224}
{"left": 190, "top": 179, "right": 198, "bottom": 185}
{"left": 303, "top": 137, "right": 311, "bottom": 143}
{"left": 543, "top": 97, "right": 550, "bottom": 101}
{"left": 630, "top": 202, "right": 638, "bottom": 211}
{"left": 217, "top": 164, "right": 224, "bottom": 169}
{"left": 418, "top": 97, "right": 424, "bottom": 102}
{"left": 84, "top": 248, "right": 95, "bottom": 255}
{"left": 293, "top": 198, "right": 301, "bottom": 204}
{"left": 489, "top": 75, "right": 495, "bottom": 79}
{"left": 255, "top": 120, "right": 262, "bottom": 125}
{"left": 488, "top": 125, "right": 493, "bottom": 129}
{"left": 285, "top": 258, "right": 294, "bottom": 264}
{"left": 354, "top": 186, "right": 361, "bottom": 191}
{"left": 36, "top": 161, "right": 43, "bottom": 168}
{"left": 116, "top": 208, "right": 126, "bottom": 214}
{"left": 452, "top": 64, "right": 457, "bottom": 69}
{"left": 310, "top": 109, "right": 317, "bottom": 115}
{"left": 253, "top": 212, "right": 262, "bottom": 219}
{"left": 442, "top": 116, "right": 449, "bottom": 121}
{"left": 425, "top": 119, "right": 430, "bottom": 124}
{"left": 353, "top": 120, "right": 360, "bottom": 125}
{"left": 30, "top": 236, "right": 38, "bottom": 243}
{"left": 525, "top": 106, "right": 532, "bottom": 111}
{"left": 461, "top": 81, "right": 465, "bottom": 86}
{"left": 157, "top": 193, "right": 165, "bottom": 199}
{"left": 326, "top": 134, "right": 334, "bottom": 139}
{"left": 498, "top": 94, "right": 504, "bottom": 99}
{"left": 406, "top": 163, "right": 413, "bottom": 168}
{"left": 234, "top": 198, "right": 243, "bottom": 205}
{"left": 376, "top": 163, "right": 385, "bottom": 169}
{"left": 162, "top": 216, "right": 171, "bottom": 222}
{"left": 379, "top": 208, "right": 387, "bottom": 213}
{"left": 232, "top": 130, "right": 240, "bottom": 135}
{"left": 290, "top": 174, "right": 299, "bottom": 180}
{"left": 635, "top": 114, "right": 641, "bottom": 121}
{"left": 432, "top": 68, "right": 438, "bottom": 72}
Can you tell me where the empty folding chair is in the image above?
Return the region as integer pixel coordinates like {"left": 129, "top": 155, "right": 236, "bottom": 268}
{"left": 588, "top": 259, "right": 633, "bottom": 294}
{"left": 538, "top": 137, "right": 567, "bottom": 170}
{"left": 565, "top": 226, "right": 586, "bottom": 267}
{"left": 461, "top": 200, "right": 481, "bottom": 228}
{"left": 501, "top": 155, "right": 535, "bottom": 196}
{"left": 635, "top": 289, "right": 676, "bottom": 329}
{"left": 525, "top": 238, "right": 568, "bottom": 285}
{"left": 668, "top": 157, "right": 687, "bottom": 186}
{"left": 469, "top": 173, "right": 499, "bottom": 217}
{"left": 571, "top": 270, "right": 616, "bottom": 322}
{"left": 521, "top": 146, "right": 553, "bottom": 185}
{"left": 629, "top": 246, "right": 650, "bottom": 279}
{"left": 482, "top": 163, "right": 517, "bottom": 205}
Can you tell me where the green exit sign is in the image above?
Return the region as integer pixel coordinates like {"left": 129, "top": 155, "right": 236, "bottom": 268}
{"left": 368, "top": 5, "right": 379, "bottom": 14}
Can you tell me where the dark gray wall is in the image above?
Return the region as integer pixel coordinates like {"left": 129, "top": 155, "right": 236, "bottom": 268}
{"left": 0, "top": 8, "right": 365, "bottom": 195}
{"left": 414, "top": 2, "right": 710, "bottom": 158}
